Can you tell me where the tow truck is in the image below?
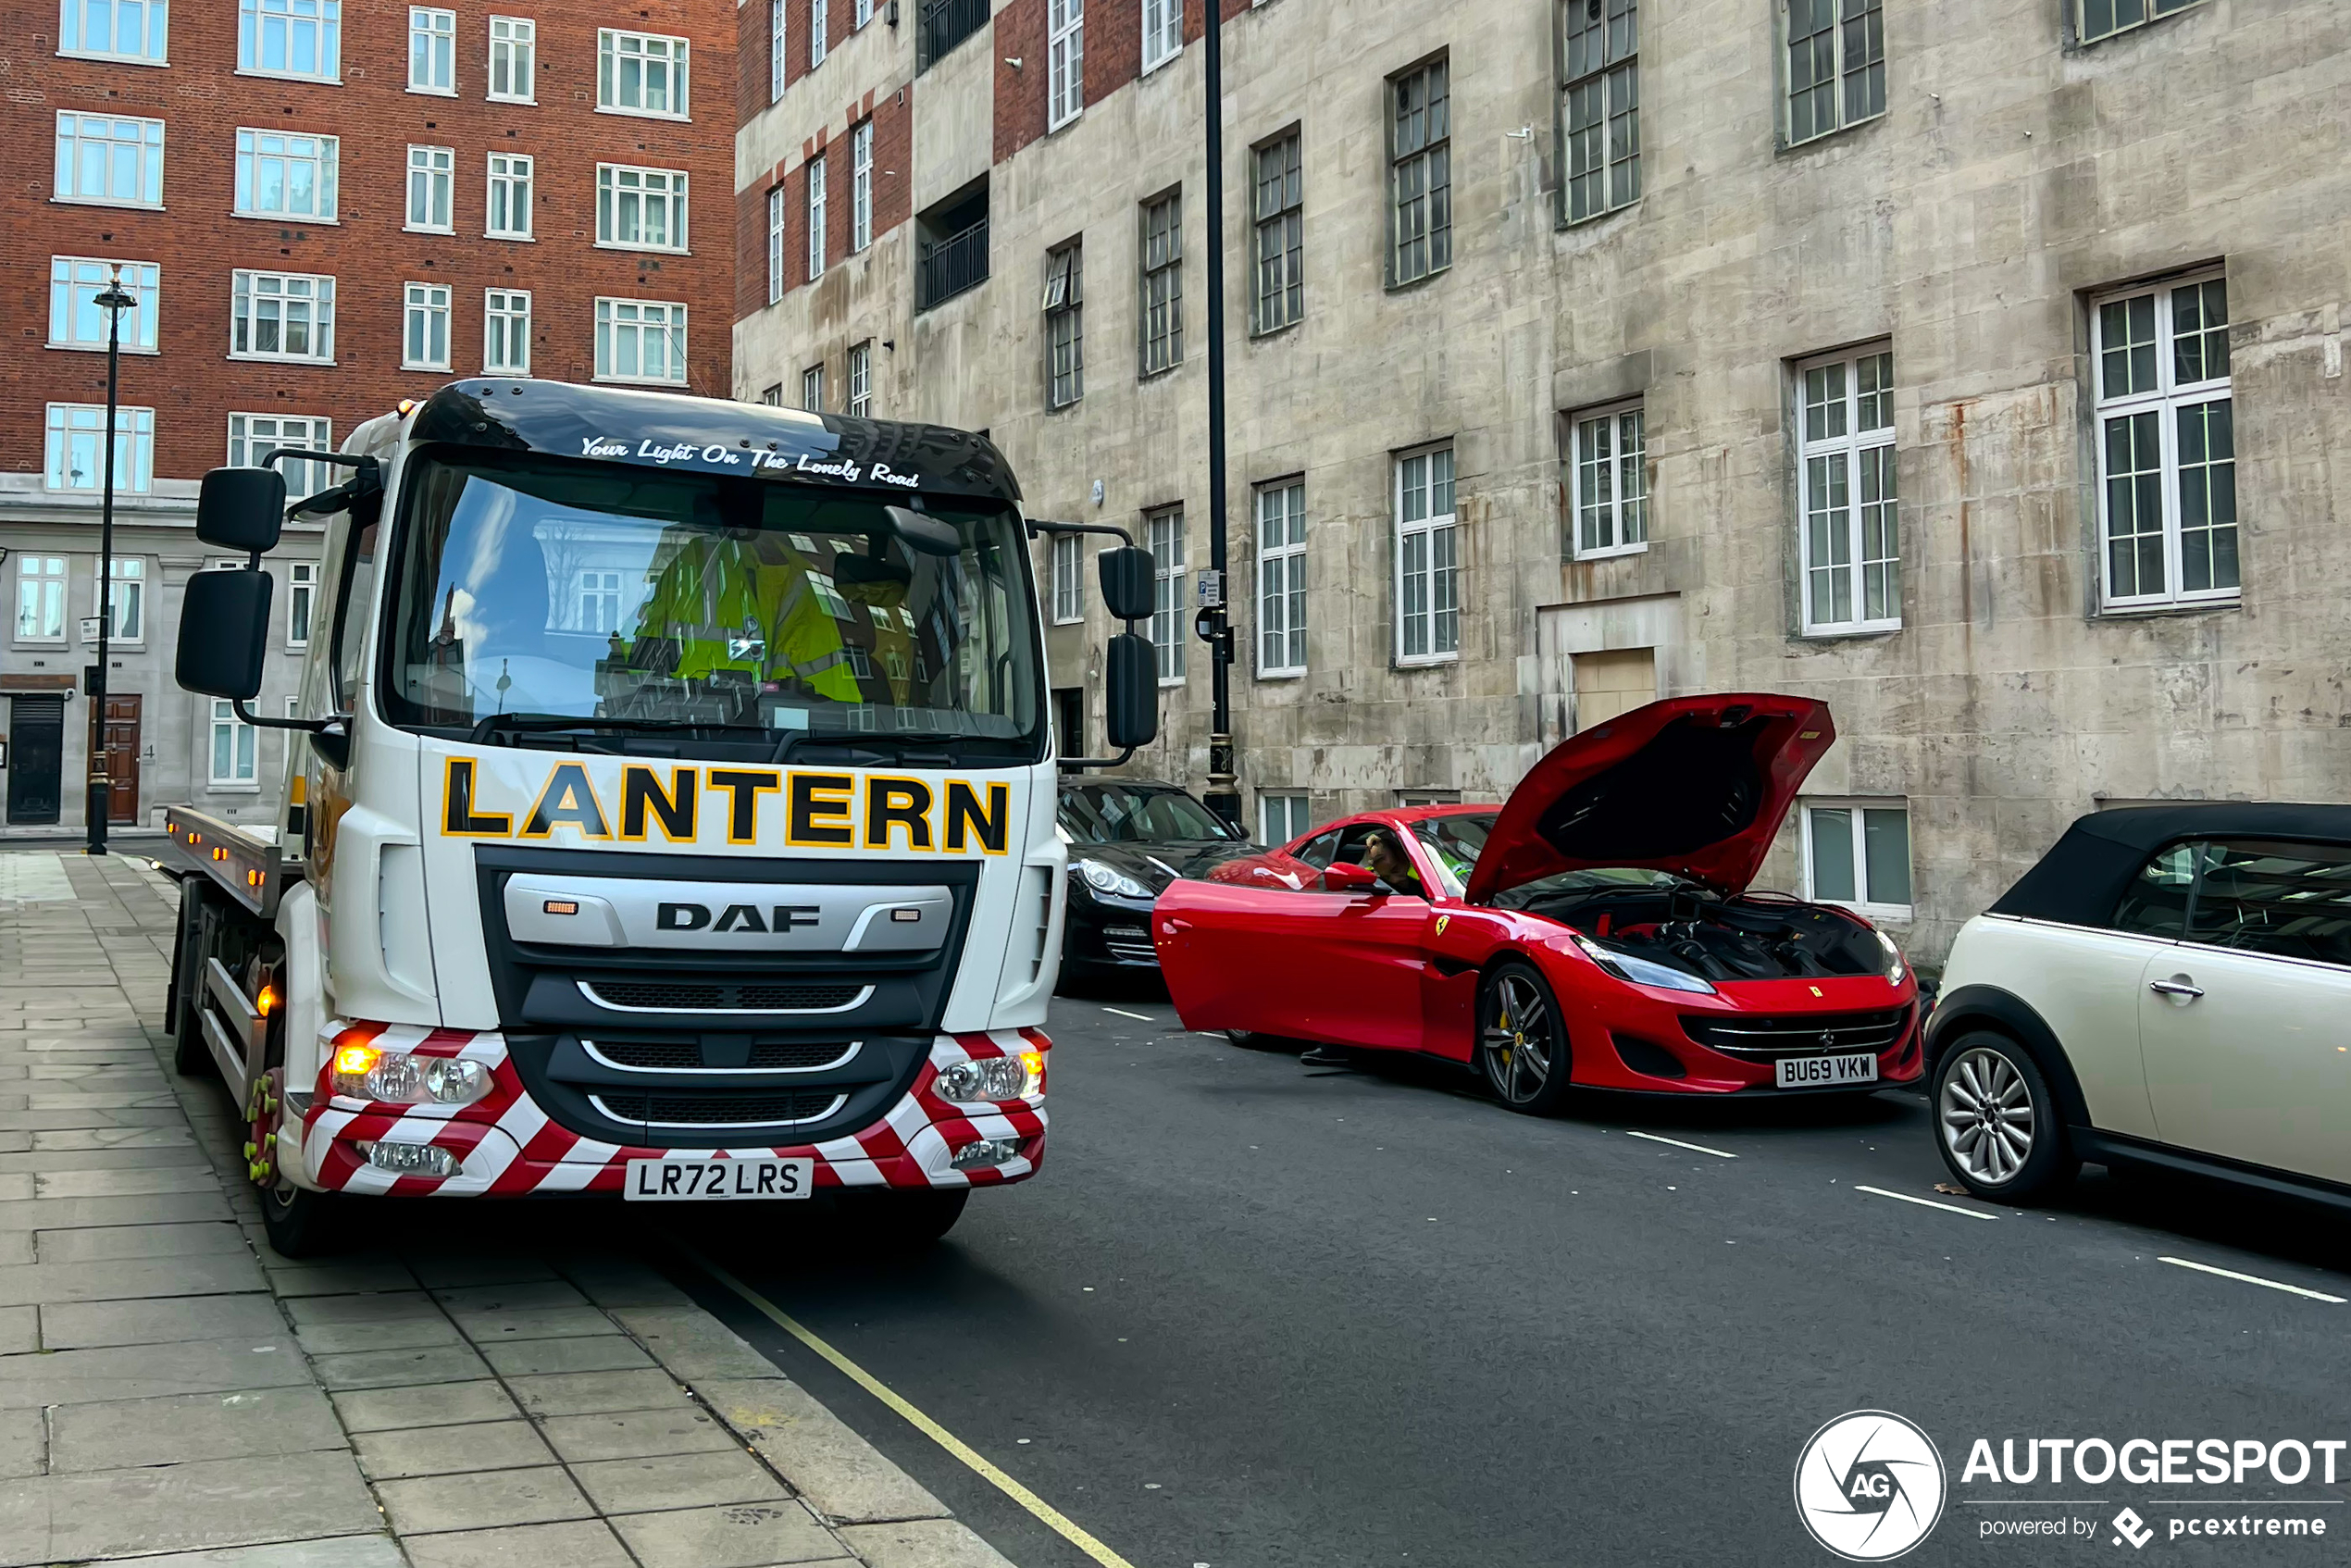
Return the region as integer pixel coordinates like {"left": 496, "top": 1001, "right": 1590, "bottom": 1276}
{"left": 158, "top": 380, "right": 1156, "bottom": 1254}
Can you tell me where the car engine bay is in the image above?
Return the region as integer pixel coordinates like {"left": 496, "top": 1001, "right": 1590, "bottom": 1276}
{"left": 1499, "top": 884, "right": 1887, "bottom": 980}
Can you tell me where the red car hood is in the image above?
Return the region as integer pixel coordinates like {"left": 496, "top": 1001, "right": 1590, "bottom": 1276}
{"left": 1462, "top": 693, "right": 1836, "bottom": 905}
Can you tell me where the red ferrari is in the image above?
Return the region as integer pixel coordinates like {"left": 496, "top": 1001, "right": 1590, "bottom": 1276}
{"left": 1152, "top": 694, "right": 1922, "bottom": 1114}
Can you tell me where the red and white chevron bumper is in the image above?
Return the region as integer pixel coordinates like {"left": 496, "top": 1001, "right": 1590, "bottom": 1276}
{"left": 300, "top": 1023, "right": 1048, "bottom": 1197}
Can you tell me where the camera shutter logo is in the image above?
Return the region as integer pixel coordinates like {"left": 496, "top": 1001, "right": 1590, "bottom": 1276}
{"left": 1793, "top": 1410, "right": 1947, "bottom": 1561}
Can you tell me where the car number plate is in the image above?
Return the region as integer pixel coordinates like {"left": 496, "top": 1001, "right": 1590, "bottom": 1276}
{"left": 1775, "top": 1052, "right": 1880, "bottom": 1089}
{"left": 623, "top": 1158, "right": 814, "bottom": 1201}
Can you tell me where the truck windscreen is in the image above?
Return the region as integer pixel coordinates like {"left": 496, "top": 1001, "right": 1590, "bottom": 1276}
{"left": 379, "top": 453, "right": 1041, "bottom": 759}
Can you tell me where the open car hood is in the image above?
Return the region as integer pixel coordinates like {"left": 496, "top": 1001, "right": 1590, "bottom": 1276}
{"left": 1463, "top": 694, "right": 1836, "bottom": 905}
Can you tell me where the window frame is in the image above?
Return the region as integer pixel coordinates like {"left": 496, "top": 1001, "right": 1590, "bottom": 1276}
{"left": 2076, "top": 0, "right": 2204, "bottom": 45}
{"left": 1393, "top": 443, "right": 1460, "bottom": 666}
{"left": 766, "top": 186, "right": 787, "bottom": 304}
{"left": 592, "top": 297, "right": 689, "bottom": 385}
{"left": 2090, "top": 268, "right": 2237, "bottom": 614}
{"left": 1567, "top": 399, "right": 1648, "bottom": 561}
{"left": 402, "top": 280, "right": 453, "bottom": 371}
{"left": 483, "top": 287, "right": 530, "bottom": 375}
{"left": 851, "top": 119, "right": 874, "bottom": 253}
{"left": 806, "top": 155, "right": 827, "bottom": 280}
{"left": 487, "top": 14, "right": 534, "bottom": 103}
{"left": 64, "top": 0, "right": 171, "bottom": 66}
{"left": 236, "top": 0, "right": 339, "bottom": 81}
{"left": 1051, "top": 532, "right": 1084, "bottom": 625}
{"left": 227, "top": 411, "right": 334, "bottom": 496}
{"left": 1252, "top": 127, "right": 1303, "bottom": 333}
{"left": 802, "top": 364, "right": 825, "bottom": 412}
{"left": 44, "top": 404, "right": 155, "bottom": 495}
{"left": 1048, "top": 0, "right": 1085, "bottom": 130}
{"left": 597, "top": 29, "right": 690, "bottom": 120}
{"left": 405, "top": 143, "right": 454, "bottom": 232}
{"left": 1045, "top": 241, "right": 1084, "bottom": 408}
{"left": 768, "top": 0, "right": 785, "bottom": 100}
{"left": 48, "top": 257, "right": 160, "bottom": 354}
{"left": 1254, "top": 479, "right": 1306, "bottom": 678}
{"left": 1260, "top": 792, "right": 1311, "bottom": 848}
{"left": 14, "top": 556, "right": 69, "bottom": 644}
{"left": 1783, "top": 0, "right": 1885, "bottom": 148}
{"left": 847, "top": 341, "right": 872, "bottom": 417}
{"left": 287, "top": 559, "right": 317, "bottom": 648}
{"left": 1388, "top": 59, "right": 1450, "bottom": 287}
{"left": 810, "top": 0, "right": 827, "bottom": 68}
{"left": 1795, "top": 344, "right": 1901, "bottom": 636}
{"left": 1561, "top": 0, "right": 1640, "bottom": 225}
{"left": 209, "top": 698, "right": 260, "bottom": 790}
{"left": 1800, "top": 798, "right": 1914, "bottom": 918}
{"left": 230, "top": 268, "right": 336, "bottom": 364}
{"left": 1141, "top": 0, "right": 1180, "bottom": 73}
{"left": 93, "top": 556, "right": 146, "bottom": 646}
{"left": 1139, "top": 190, "right": 1183, "bottom": 378}
{"left": 485, "top": 152, "right": 533, "bottom": 239}
{"left": 234, "top": 129, "right": 339, "bottom": 223}
{"left": 52, "top": 113, "right": 165, "bottom": 210}
{"left": 1148, "top": 504, "right": 1188, "bottom": 686}
{"left": 594, "top": 162, "right": 690, "bottom": 253}
{"left": 407, "top": 6, "right": 455, "bottom": 94}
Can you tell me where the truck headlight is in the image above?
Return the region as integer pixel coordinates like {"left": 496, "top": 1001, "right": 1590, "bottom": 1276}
{"left": 1570, "top": 932, "right": 1718, "bottom": 996}
{"left": 332, "top": 1040, "right": 491, "bottom": 1105}
{"left": 1876, "top": 929, "right": 1908, "bottom": 985}
{"left": 935, "top": 1049, "right": 1045, "bottom": 1104}
{"left": 1076, "top": 860, "right": 1151, "bottom": 899}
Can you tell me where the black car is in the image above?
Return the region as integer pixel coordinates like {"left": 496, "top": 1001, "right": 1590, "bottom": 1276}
{"left": 1057, "top": 778, "right": 1262, "bottom": 984}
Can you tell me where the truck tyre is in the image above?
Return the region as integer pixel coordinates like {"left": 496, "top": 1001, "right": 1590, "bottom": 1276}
{"left": 841, "top": 1188, "right": 968, "bottom": 1251}
{"left": 170, "top": 883, "right": 213, "bottom": 1079}
{"left": 258, "top": 1182, "right": 338, "bottom": 1259}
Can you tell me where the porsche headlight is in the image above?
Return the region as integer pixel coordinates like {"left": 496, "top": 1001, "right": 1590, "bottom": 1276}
{"left": 1076, "top": 859, "right": 1151, "bottom": 899}
{"left": 1570, "top": 932, "right": 1718, "bottom": 996}
{"left": 1876, "top": 928, "right": 1907, "bottom": 985}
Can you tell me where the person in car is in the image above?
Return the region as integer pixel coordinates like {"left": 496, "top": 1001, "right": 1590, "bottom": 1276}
{"left": 1300, "top": 828, "right": 1426, "bottom": 1068}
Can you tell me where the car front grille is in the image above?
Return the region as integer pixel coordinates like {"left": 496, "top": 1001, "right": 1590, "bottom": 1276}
{"left": 590, "top": 1089, "right": 848, "bottom": 1127}
{"left": 580, "top": 979, "right": 869, "bottom": 1014}
{"left": 1681, "top": 1006, "right": 1911, "bottom": 1060}
{"left": 1104, "top": 924, "right": 1157, "bottom": 963}
{"left": 584, "top": 1039, "right": 859, "bottom": 1072}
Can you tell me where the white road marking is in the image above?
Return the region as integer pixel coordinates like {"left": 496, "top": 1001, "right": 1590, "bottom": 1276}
{"left": 1100, "top": 1006, "right": 1156, "bottom": 1022}
{"left": 1854, "top": 1184, "right": 1997, "bottom": 1220}
{"left": 1624, "top": 1131, "right": 1737, "bottom": 1159}
{"left": 2158, "top": 1256, "right": 2346, "bottom": 1303}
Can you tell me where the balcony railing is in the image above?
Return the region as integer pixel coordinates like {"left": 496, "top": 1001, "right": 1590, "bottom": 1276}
{"left": 917, "top": 218, "right": 989, "bottom": 311}
{"left": 917, "top": 0, "right": 987, "bottom": 71}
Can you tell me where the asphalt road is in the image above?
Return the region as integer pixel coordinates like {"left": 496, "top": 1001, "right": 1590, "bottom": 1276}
{"left": 670, "top": 991, "right": 2351, "bottom": 1568}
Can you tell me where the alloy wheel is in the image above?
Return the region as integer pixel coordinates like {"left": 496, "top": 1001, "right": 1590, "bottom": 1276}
{"left": 1482, "top": 974, "right": 1554, "bottom": 1107}
{"left": 1939, "top": 1046, "right": 2035, "bottom": 1185}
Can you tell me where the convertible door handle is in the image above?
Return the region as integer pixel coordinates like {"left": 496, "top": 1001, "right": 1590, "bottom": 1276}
{"left": 2148, "top": 978, "right": 2205, "bottom": 1001}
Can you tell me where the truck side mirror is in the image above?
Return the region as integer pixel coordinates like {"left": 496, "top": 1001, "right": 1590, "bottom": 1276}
{"left": 1098, "top": 547, "right": 1153, "bottom": 623}
{"left": 176, "top": 569, "right": 273, "bottom": 701}
{"left": 196, "top": 467, "right": 287, "bottom": 554}
{"left": 1103, "top": 632, "right": 1157, "bottom": 750}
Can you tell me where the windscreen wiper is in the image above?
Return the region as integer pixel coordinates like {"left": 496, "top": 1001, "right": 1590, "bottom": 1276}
{"left": 768, "top": 728, "right": 968, "bottom": 765}
{"left": 467, "top": 712, "right": 774, "bottom": 744}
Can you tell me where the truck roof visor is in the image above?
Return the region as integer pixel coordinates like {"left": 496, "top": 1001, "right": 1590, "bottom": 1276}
{"left": 886, "top": 504, "right": 961, "bottom": 557}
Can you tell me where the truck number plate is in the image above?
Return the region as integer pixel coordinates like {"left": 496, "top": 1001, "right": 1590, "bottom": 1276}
{"left": 623, "top": 1157, "right": 814, "bottom": 1201}
{"left": 1774, "top": 1052, "right": 1880, "bottom": 1089}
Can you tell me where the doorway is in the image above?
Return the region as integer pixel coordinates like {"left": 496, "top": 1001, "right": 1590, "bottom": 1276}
{"left": 6, "top": 696, "right": 65, "bottom": 825}
{"left": 89, "top": 691, "right": 141, "bottom": 825}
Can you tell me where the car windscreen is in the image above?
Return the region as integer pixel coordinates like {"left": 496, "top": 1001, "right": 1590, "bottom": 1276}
{"left": 1411, "top": 814, "right": 1496, "bottom": 894}
{"left": 1490, "top": 865, "right": 1711, "bottom": 909}
{"left": 1059, "top": 785, "right": 1241, "bottom": 844}
{"left": 378, "top": 452, "right": 1041, "bottom": 760}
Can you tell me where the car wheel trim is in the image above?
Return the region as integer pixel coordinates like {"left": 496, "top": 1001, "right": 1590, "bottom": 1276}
{"left": 1483, "top": 974, "right": 1553, "bottom": 1106}
{"left": 1941, "top": 1046, "right": 2034, "bottom": 1184}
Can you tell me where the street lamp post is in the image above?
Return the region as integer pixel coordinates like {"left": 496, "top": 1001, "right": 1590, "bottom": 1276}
{"left": 85, "top": 265, "right": 138, "bottom": 857}
{"left": 1199, "top": 0, "right": 1240, "bottom": 828}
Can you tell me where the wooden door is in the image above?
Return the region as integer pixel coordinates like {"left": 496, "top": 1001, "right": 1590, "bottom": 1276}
{"left": 87, "top": 693, "right": 140, "bottom": 824}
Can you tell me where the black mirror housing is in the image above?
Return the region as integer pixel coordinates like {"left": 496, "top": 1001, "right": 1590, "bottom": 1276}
{"left": 1098, "top": 547, "right": 1153, "bottom": 623}
{"left": 196, "top": 467, "right": 288, "bottom": 554}
{"left": 1103, "top": 632, "right": 1158, "bottom": 750}
{"left": 177, "top": 569, "right": 273, "bottom": 701}
{"left": 884, "top": 504, "right": 961, "bottom": 557}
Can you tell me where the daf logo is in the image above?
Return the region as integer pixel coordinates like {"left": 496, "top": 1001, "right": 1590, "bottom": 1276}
{"left": 655, "top": 902, "right": 822, "bottom": 934}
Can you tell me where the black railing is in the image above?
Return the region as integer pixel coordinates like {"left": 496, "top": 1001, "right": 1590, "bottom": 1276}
{"left": 917, "top": 0, "right": 987, "bottom": 71}
{"left": 917, "top": 218, "right": 989, "bottom": 310}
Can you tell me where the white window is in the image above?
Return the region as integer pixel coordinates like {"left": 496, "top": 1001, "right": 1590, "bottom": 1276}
{"left": 758, "top": 384, "right": 783, "bottom": 406}
{"left": 2093, "top": 271, "right": 2236, "bottom": 611}
{"left": 1395, "top": 445, "right": 1458, "bottom": 664}
{"left": 847, "top": 341, "right": 872, "bottom": 417}
{"left": 810, "top": 0, "right": 827, "bottom": 68}
{"left": 210, "top": 699, "right": 257, "bottom": 787}
{"left": 1051, "top": 533, "right": 1082, "bottom": 624}
{"left": 44, "top": 404, "right": 154, "bottom": 494}
{"left": 596, "top": 164, "right": 688, "bottom": 251}
{"left": 1260, "top": 792, "right": 1311, "bottom": 847}
{"left": 1045, "top": 243, "right": 1083, "bottom": 408}
{"left": 95, "top": 558, "right": 144, "bottom": 643}
{"left": 1797, "top": 347, "right": 1899, "bottom": 634}
{"left": 851, "top": 120, "right": 873, "bottom": 252}
{"left": 766, "top": 186, "right": 786, "bottom": 303}
{"left": 238, "top": 0, "right": 337, "bottom": 80}
{"left": 228, "top": 412, "right": 333, "bottom": 496}
{"left": 234, "top": 130, "right": 337, "bottom": 220}
{"left": 805, "top": 156, "right": 827, "bottom": 280}
{"left": 487, "top": 15, "right": 533, "bottom": 101}
{"left": 15, "top": 557, "right": 68, "bottom": 641}
{"left": 230, "top": 270, "right": 335, "bottom": 362}
{"left": 1564, "top": 0, "right": 1640, "bottom": 222}
{"left": 855, "top": 0, "right": 872, "bottom": 24}
{"left": 1048, "top": 0, "right": 1084, "bottom": 128}
{"left": 802, "top": 364, "right": 824, "bottom": 412}
{"left": 403, "top": 281, "right": 452, "bottom": 370}
{"left": 1803, "top": 800, "right": 1912, "bottom": 915}
{"left": 1390, "top": 60, "right": 1449, "bottom": 284}
{"left": 2080, "top": 0, "right": 2201, "bottom": 44}
{"left": 1139, "top": 190, "right": 1181, "bottom": 375}
{"left": 1141, "top": 0, "right": 1179, "bottom": 71}
{"left": 49, "top": 258, "right": 159, "bottom": 352}
{"left": 594, "top": 298, "right": 687, "bottom": 384}
{"left": 1569, "top": 402, "right": 1647, "bottom": 559}
{"left": 484, "top": 288, "right": 530, "bottom": 374}
{"left": 405, "top": 143, "right": 454, "bottom": 230}
{"left": 1255, "top": 480, "right": 1306, "bottom": 676}
{"left": 576, "top": 569, "right": 623, "bottom": 633}
{"left": 1786, "top": 0, "right": 1884, "bottom": 145}
{"left": 598, "top": 29, "right": 689, "bottom": 118}
{"left": 486, "top": 153, "right": 532, "bottom": 238}
{"left": 287, "top": 560, "right": 317, "bottom": 646}
{"left": 408, "top": 6, "right": 454, "bottom": 93}
{"left": 1149, "top": 505, "right": 1186, "bottom": 685}
{"left": 53, "top": 114, "right": 164, "bottom": 208}
{"left": 768, "top": 0, "right": 784, "bottom": 100}
{"left": 65, "top": 0, "right": 169, "bottom": 63}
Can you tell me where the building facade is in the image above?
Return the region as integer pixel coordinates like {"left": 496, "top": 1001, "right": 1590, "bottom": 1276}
{"left": 3, "top": 0, "right": 737, "bottom": 833}
{"left": 735, "top": 0, "right": 2351, "bottom": 962}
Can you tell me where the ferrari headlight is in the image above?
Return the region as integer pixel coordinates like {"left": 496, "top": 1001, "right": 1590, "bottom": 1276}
{"left": 935, "top": 1049, "right": 1046, "bottom": 1104}
{"left": 1876, "top": 928, "right": 1907, "bottom": 985}
{"left": 1571, "top": 932, "right": 1718, "bottom": 996}
{"left": 1076, "top": 859, "right": 1151, "bottom": 899}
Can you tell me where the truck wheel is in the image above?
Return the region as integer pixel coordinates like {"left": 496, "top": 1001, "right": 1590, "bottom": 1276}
{"left": 170, "top": 885, "right": 212, "bottom": 1079}
{"left": 1932, "top": 1031, "right": 2078, "bottom": 1204}
{"left": 257, "top": 1182, "right": 338, "bottom": 1259}
{"left": 841, "top": 1188, "right": 968, "bottom": 1251}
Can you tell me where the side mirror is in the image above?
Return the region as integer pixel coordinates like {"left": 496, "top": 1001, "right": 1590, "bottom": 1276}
{"left": 196, "top": 467, "right": 287, "bottom": 554}
{"left": 1322, "top": 862, "right": 1378, "bottom": 894}
{"left": 1098, "top": 546, "right": 1153, "bottom": 623}
{"left": 1103, "top": 632, "right": 1157, "bottom": 749}
{"left": 883, "top": 504, "right": 960, "bottom": 557}
{"left": 177, "top": 568, "right": 272, "bottom": 701}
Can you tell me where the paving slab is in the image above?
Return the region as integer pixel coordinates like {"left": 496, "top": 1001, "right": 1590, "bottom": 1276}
{"left": 34, "top": 1218, "right": 250, "bottom": 1263}
{"left": 571, "top": 1449, "right": 792, "bottom": 1513}
{"left": 0, "top": 1190, "right": 234, "bottom": 1230}
{"left": 374, "top": 1463, "right": 596, "bottom": 1536}
{"left": 508, "top": 1367, "right": 691, "bottom": 1418}
{"left": 34, "top": 1164, "right": 218, "bottom": 1198}
{"left": 294, "top": 1309, "right": 465, "bottom": 1356}
{"left": 712, "top": 1378, "right": 953, "bottom": 1525}
{"left": 0, "top": 1449, "right": 379, "bottom": 1567}
{"left": 444, "top": 1303, "right": 618, "bottom": 1342}
{"left": 0, "top": 1334, "right": 308, "bottom": 1409}
{"left": 352, "top": 1418, "right": 558, "bottom": 1482}
{"left": 48, "top": 1385, "right": 347, "bottom": 1472}
{"left": 0, "top": 1311, "right": 30, "bottom": 1357}
{"left": 400, "top": 1518, "right": 637, "bottom": 1568}
{"left": 612, "top": 1307, "right": 782, "bottom": 1380}
{"left": 0, "top": 1411, "right": 39, "bottom": 1480}
{"left": 611, "top": 1500, "right": 846, "bottom": 1568}
{"left": 105, "top": 1537, "right": 409, "bottom": 1568}
{"left": 537, "top": 1406, "right": 741, "bottom": 1464}
{"left": 332, "top": 1379, "right": 523, "bottom": 1434}
{"left": 479, "top": 1332, "right": 654, "bottom": 1378}
{"left": 40, "top": 1290, "right": 283, "bottom": 1349}
{"left": 837, "top": 1520, "right": 1024, "bottom": 1568}
{"left": 0, "top": 1251, "right": 266, "bottom": 1306}
{"left": 308, "top": 1342, "right": 495, "bottom": 1391}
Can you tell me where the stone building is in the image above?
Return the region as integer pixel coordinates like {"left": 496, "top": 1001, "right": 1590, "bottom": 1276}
{"left": 3, "top": 0, "right": 737, "bottom": 834}
{"left": 734, "top": 0, "right": 2350, "bottom": 960}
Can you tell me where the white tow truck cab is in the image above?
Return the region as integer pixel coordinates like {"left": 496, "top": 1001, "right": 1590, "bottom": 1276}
{"left": 159, "top": 380, "right": 1160, "bottom": 1254}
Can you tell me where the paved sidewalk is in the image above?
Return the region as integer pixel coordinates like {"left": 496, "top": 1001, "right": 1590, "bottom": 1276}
{"left": 0, "top": 850, "right": 1018, "bottom": 1568}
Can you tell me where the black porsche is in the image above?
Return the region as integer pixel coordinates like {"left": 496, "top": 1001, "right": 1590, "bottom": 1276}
{"left": 1057, "top": 778, "right": 1263, "bottom": 986}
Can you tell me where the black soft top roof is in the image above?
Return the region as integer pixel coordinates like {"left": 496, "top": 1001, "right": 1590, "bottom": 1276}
{"left": 407, "top": 380, "right": 1020, "bottom": 504}
{"left": 1991, "top": 803, "right": 2351, "bottom": 926}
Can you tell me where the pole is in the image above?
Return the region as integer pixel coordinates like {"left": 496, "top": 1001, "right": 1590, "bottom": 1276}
{"left": 86, "top": 268, "right": 131, "bottom": 855}
{"left": 1200, "top": 0, "right": 1239, "bottom": 828}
